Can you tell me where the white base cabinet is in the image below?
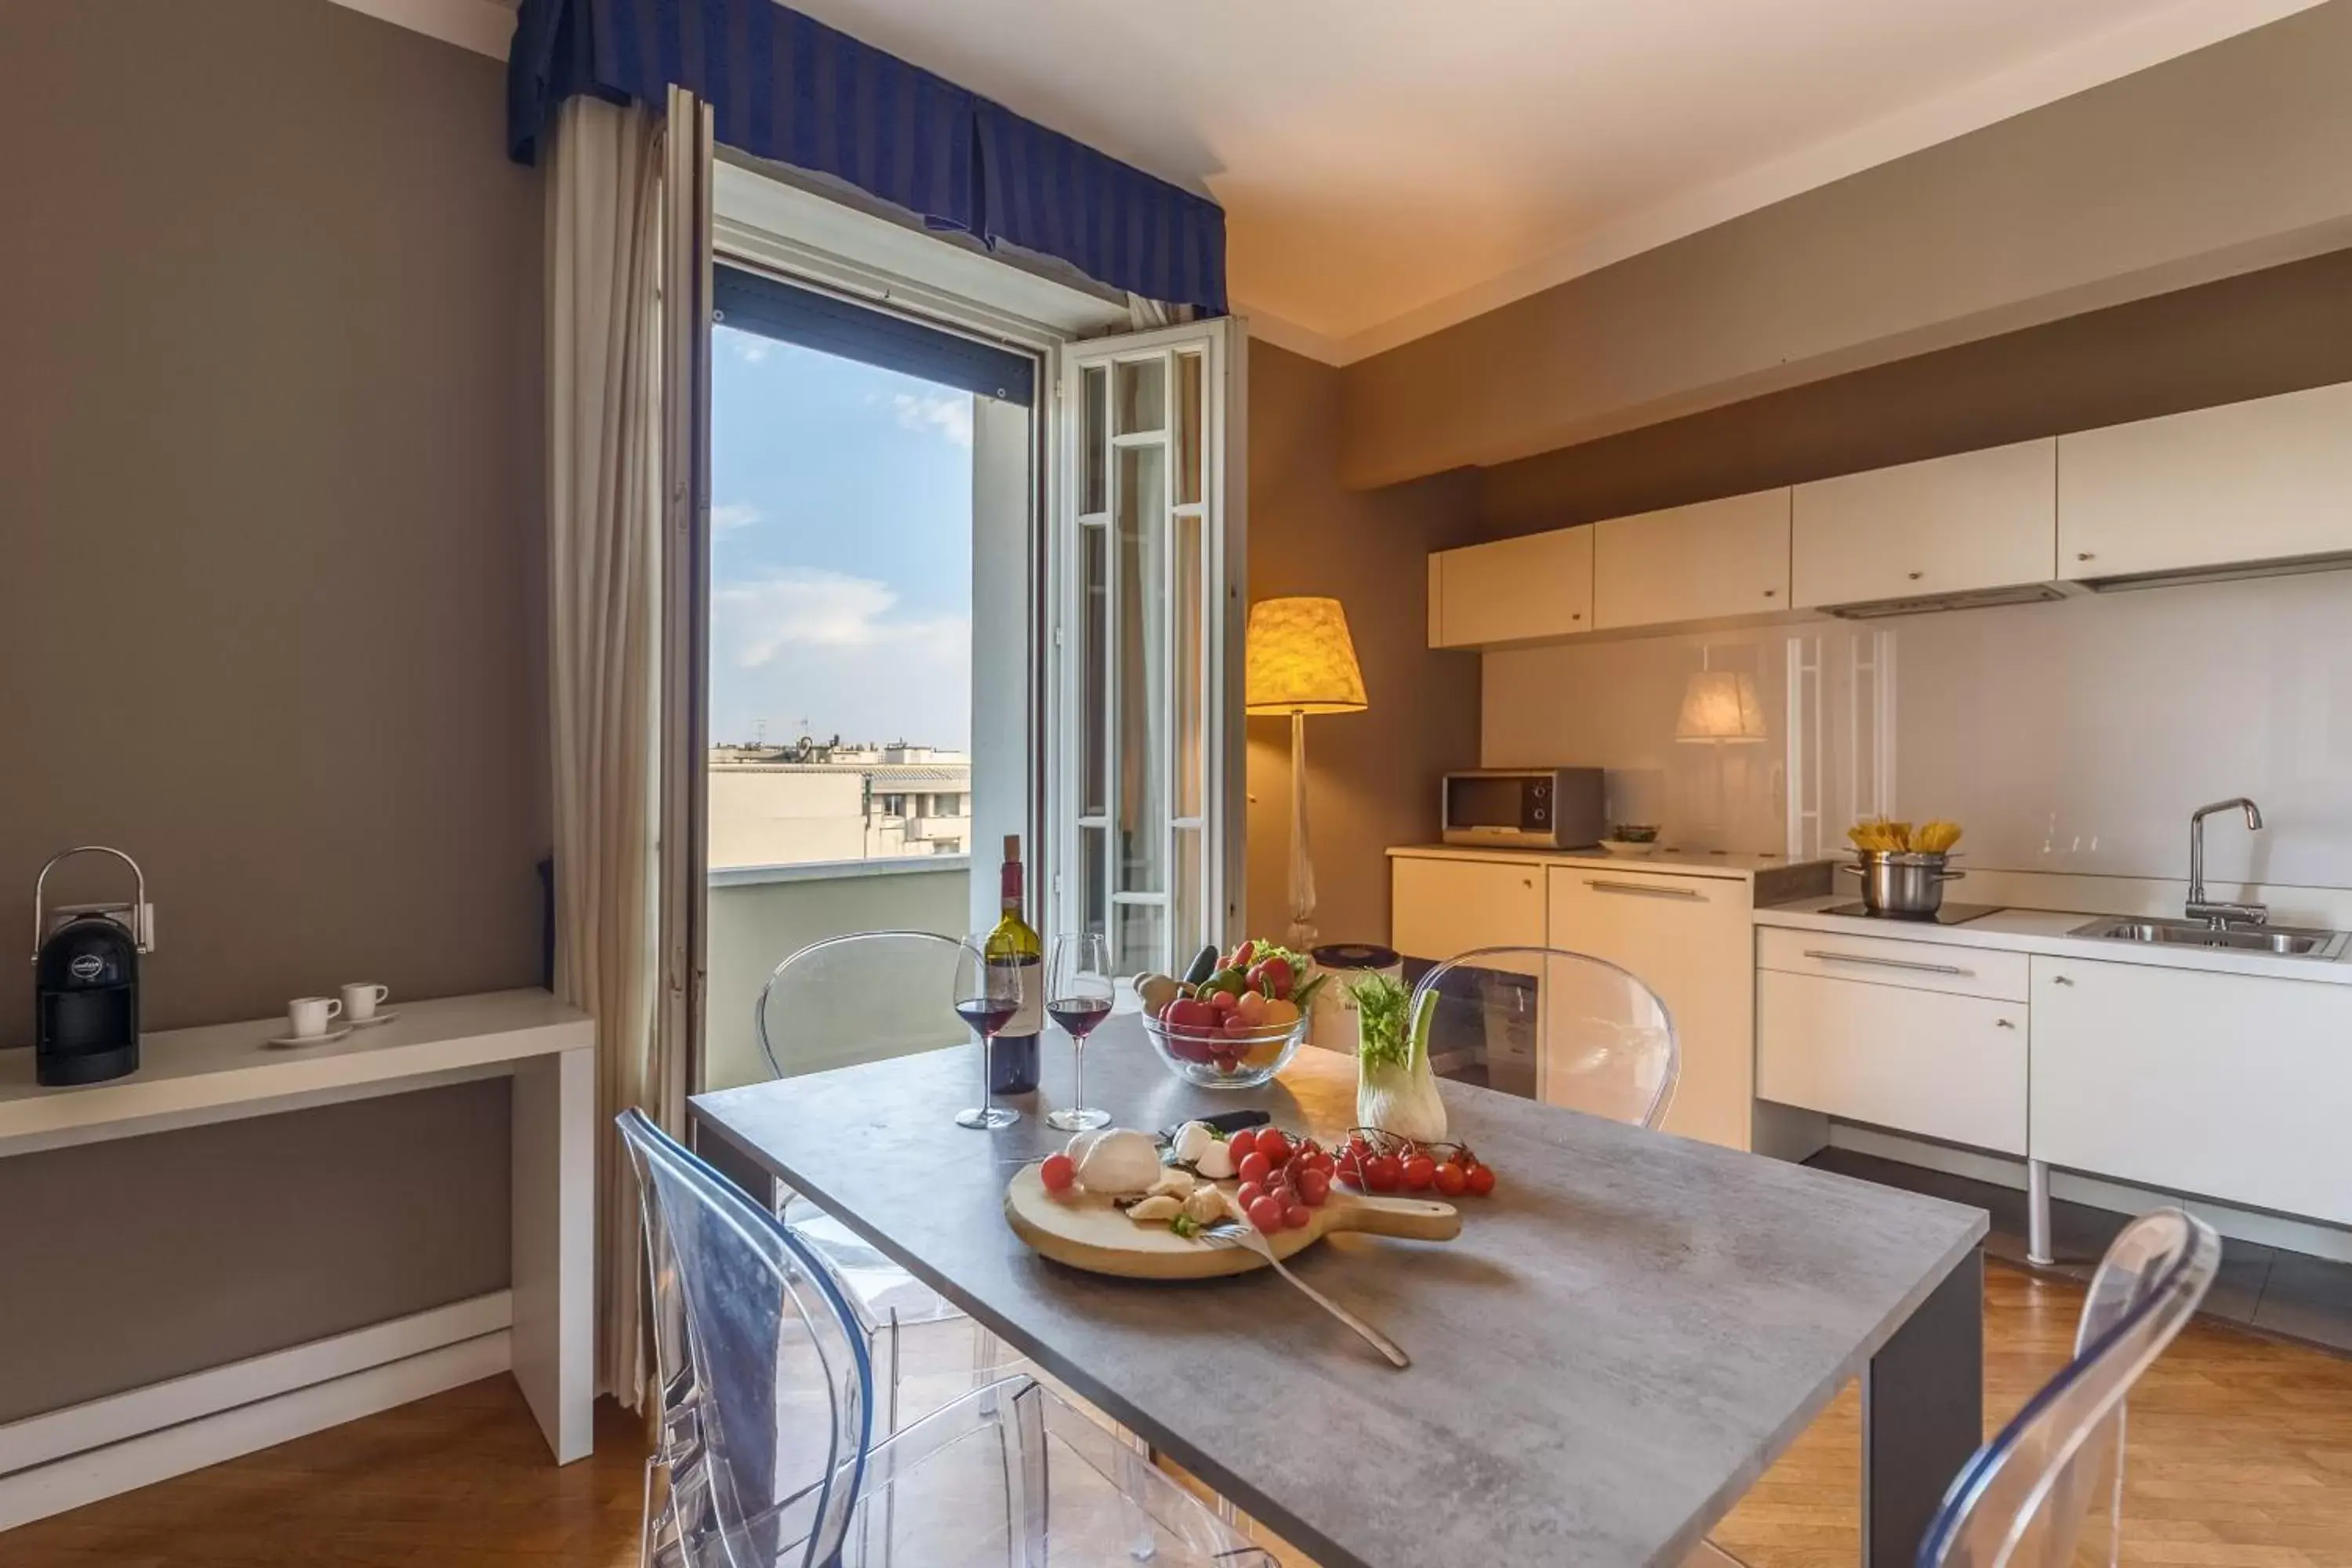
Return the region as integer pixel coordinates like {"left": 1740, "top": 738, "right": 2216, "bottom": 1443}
{"left": 1755, "top": 969, "right": 2027, "bottom": 1156}
{"left": 2030, "top": 956, "right": 2352, "bottom": 1226}
{"left": 1548, "top": 867, "right": 1753, "bottom": 1150}
{"left": 1388, "top": 856, "right": 1545, "bottom": 964}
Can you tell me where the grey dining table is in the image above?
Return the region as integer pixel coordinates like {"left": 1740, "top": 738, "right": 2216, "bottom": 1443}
{"left": 691, "top": 1018, "right": 1987, "bottom": 1568}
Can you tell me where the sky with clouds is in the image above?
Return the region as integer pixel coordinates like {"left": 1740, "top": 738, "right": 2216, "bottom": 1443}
{"left": 709, "top": 325, "right": 974, "bottom": 750}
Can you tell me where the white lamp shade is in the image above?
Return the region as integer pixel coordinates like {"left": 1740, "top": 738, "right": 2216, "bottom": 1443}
{"left": 1246, "top": 597, "right": 1367, "bottom": 715}
{"left": 1675, "top": 670, "right": 1767, "bottom": 742}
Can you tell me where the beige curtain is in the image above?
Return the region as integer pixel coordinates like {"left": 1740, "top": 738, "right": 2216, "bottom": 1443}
{"left": 546, "top": 94, "right": 672, "bottom": 1410}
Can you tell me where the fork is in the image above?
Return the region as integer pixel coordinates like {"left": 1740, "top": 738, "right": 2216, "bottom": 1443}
{"left": 1200, "top": 1222, "right": 1410, "bottom": 1368}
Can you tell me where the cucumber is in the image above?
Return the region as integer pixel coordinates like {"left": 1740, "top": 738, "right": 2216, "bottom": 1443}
{"left": 1181, "top": 943, "right": 1220, "bottom": 986}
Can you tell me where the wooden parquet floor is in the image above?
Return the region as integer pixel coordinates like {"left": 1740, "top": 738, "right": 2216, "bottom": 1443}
{"left": 7, "top": 1262, "right": 2349, "bottom": 1566}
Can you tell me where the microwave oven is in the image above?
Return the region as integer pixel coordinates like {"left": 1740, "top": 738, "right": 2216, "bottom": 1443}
{"left": 1440, "top": 768, "right": 1606, "bottom": 849}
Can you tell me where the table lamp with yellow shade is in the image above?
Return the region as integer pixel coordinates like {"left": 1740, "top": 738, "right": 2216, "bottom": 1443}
{"left": 1246, "top": 597, "right": 1367, "bottom": 949}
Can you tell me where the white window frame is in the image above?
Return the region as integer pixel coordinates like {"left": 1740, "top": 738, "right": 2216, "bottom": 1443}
{"left": 1048, "top": 319, "right": 1247, "bottom": 977}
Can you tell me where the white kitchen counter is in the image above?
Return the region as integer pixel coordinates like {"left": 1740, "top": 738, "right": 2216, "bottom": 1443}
{"left": 1755, "top": 895, "right": 2352, "bottom": 986}
{"left": 1388, "top": 843, "right": 1817, "bottom": 880}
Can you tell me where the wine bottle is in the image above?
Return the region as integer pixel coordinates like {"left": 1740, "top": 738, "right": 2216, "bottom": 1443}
{"left": 985, "top": 834, "right": 1043, "bottom": 1095}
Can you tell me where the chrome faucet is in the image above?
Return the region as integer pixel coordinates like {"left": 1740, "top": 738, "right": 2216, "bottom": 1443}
{"left": 2187, "top": 798, "right": 2267, "bottom": 928}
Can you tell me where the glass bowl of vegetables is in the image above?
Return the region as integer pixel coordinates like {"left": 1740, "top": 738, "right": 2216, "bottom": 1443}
{"left": 1136, "top": 939, "right": 1324, "bottom": 1089}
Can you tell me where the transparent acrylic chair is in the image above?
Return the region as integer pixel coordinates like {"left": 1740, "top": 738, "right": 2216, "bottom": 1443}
{"left": 1687, "top": 1207, "right": 2222, "bottom": 1568}
{"left": 1408, "top": 946, "right": 1680, "bottom": 1128}
{"left": 754, "top": 931, "right": 1011, "bottom": 1432}
{"left": 617, "top": 1109, "right": 1277, "bottom": 1568}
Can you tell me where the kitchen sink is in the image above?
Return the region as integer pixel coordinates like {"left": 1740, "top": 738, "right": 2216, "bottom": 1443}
{"left": 2068, "top": 915, "right": 2350, "bottom": 960}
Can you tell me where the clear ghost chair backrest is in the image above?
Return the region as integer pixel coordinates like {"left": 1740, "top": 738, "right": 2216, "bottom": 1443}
{"left": 619, "top": 1109, "right": 872, "bottom": 1567}
{"left": 1406, "top": 946, "right": 1679, "bottom": 1128}
{"left": 1917, "top": 1208, "right": 2220, "bottom": 1568}
{"left": 755, "top": 930, "right": 970, "bottom": 1080}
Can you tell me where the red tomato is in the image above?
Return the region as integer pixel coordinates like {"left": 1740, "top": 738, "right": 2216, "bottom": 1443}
{"left": 1236, "top": 1181, "right": 1266, "bottom": 1210}
{"left": 1334, "top": 1154, "right": 1363, "bottom": 1189}
{"left": 1246, "top": 1195, "right": 1285, "bottom": 1232}
{"left": 1402, "top": 1156, "right": 1436, "bottom": 1192}
{"left": 1254, "top": 1129, "right": 1291, "bottom": 1167}
{"left": 1347, "top": 1135, "right": 1372, "bottom": 1161}
{"left": 1040, "top": 1153, "right": 1076, "bottom": 1193}
{"left": 1294, "top": 1167, "right": 1332, "bottom": 1206}
{"left": 1236, "top": 1151, "right": 1273, "bottom": 1187}
{"left": 1465, "top": 1163, "right": 1497, "bottom": 1196}
{"left": 1432, "top": 1161, "right": 1468, "bottom": 1197}
{"left": 1364, "top": 1155, "right": 1403, "bottom": 1192}
{"left": 1225, "top": 1127, "right": 1258, "bottom": 1161}
{"left": 1283, "top": 1202, "right": 1312, "bottom": 1230}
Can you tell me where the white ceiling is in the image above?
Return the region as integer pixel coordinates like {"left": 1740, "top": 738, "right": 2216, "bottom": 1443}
{"left": 347, "top": 0, "right": 2327, "bottom": 363}
{"left": 780, "top": 0, "right": 2325, "bottom": 361}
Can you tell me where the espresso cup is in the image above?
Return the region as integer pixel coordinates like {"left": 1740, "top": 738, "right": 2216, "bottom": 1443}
{"left": 340, "top": 982, "right": 390, "bottom": 1021}
{"left": 289, "top": 996, "right": 343, "bottom": 1038}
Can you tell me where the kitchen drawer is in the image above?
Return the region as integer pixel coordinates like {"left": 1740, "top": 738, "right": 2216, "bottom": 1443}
{"left": 1756, "top": 969, "right": 2028, "bottom": 1155}
{"left": 1755, "top": 927, "right": 2027, "bottom": 1002}
{"left": 1390, "top": 856, "right": 1545, "bottom": 961}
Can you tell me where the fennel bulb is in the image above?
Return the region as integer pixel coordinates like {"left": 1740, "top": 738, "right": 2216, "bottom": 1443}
{"left": 1352, "top": 975, "right": 1446, "bottom": 1143}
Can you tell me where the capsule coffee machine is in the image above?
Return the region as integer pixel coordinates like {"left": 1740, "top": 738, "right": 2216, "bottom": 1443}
{"left": 31, "top": 846, "right": 152, "bottom": 1086}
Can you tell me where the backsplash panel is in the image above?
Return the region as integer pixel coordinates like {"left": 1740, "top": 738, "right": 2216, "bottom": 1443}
{"left": 1483, "top": 571, "right": 2352, "bottom": 888}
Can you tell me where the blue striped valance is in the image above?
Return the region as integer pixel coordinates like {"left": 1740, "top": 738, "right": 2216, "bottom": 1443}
{"left": 507, "top": 0, "right": 1226, "bottom": 314}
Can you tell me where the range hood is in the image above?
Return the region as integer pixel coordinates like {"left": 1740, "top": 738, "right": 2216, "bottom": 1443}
{"left": 2073, "top": 548, "right": 2352, "bottom": 594}
{"left": 1820, "top": 583, "right": 2069, "bottom": 620}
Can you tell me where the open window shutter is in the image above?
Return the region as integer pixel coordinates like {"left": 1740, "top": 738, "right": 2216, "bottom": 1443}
{"left": 1048, "top": 318, "right": 1247, "bottom": 978}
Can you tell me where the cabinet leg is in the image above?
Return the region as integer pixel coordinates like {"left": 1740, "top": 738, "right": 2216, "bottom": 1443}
{"left": 2026, "top": 1159, "right": 2054, "bottom": 1268}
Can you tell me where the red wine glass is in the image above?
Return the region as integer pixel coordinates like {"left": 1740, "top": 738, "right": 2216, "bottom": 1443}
{"left": 953, "top": 936, "right": 1022, "bottom": 1130}
{"left": 1046, "top": 932, "right": 1114, "bottom": 1131}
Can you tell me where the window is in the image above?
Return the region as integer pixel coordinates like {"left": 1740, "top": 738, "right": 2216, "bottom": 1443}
{"left": 1050, "top": 321, "right": 1245, "bottom": 978}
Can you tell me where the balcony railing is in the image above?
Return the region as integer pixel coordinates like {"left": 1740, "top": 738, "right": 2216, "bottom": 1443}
{"left": 704, "top": 855, "right": 971, "bottom": 1091}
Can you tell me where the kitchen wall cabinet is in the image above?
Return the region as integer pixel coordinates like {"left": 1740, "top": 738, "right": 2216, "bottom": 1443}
{"left": 1755, "top": 968, "right": 2027, "bottom": 1156}
{"left": 1791, "top": 439, "right": 2056, "bottom": 609}
{"left": 1427, "top": 527, "right": 1592, "bottom": 648}
{"left": 2030, "top": 956, "right": 2352, "bottom": 1225}
{"left": 1389, "top": 855, "right": 1545, "bottom": 962}
{"left": 1548, "top": 866, "right": 1752, "bottom": 1149}
{"left": 2058, "top": 379, "right": 2352, "bottom": 583}
{"left": 1594, "top": 490, "right": 1791, "bottom": 630}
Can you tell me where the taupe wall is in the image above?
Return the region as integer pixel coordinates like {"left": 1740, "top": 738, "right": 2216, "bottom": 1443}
{"left": 0, "top": 0, "right": 544, "bottom": 1410}
{"left": 1245, "top": 344, "right": 1479, "bottom": 949}
{"left": 1477, "top": 245, "right": 2352, "bottom": 539}
{"left": 1, "top": 0, "right": 546, "bottom": 1034}
{"left": 1342, "top": 0, "right": 2352, "bottom": 489}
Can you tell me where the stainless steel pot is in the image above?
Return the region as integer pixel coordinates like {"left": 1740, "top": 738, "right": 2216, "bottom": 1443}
{"left": 1840, "top": 850, "right": 1965, "bottom": 916}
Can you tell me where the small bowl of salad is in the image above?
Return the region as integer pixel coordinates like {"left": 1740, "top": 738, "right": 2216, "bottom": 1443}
{"left": 1135, "top": 940, "right": 1326, "bottom": 1089}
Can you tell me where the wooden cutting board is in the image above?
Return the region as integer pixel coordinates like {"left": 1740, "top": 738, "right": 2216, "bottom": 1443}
{"left": 1004, "top": 1163, "right": 1460, "bottom": 1279}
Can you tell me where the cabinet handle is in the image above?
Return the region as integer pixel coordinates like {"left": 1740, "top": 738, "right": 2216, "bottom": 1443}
{"left": 1995, "top": 1018, "right": 2016, "bottom": 1029}
{"left": 1586, "top": 879, "right": 1704, "bottom": 901}
{"left": 1763, "top": 588, "right": 1778, "bottom": 598}
{"left": 1801, "top": 948, "right": 1973, "bottom": 977}
{"left": 2076, "top": 553, "right": 2095, "bottom": 562}
{"left": 1907, "top": 571, "right": 1924, "bottom": 581}
{"left": 2053, "top": 974, "right": 2074, "bottom": 986}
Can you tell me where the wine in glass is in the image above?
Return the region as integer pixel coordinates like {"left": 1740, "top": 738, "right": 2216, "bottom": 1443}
{"left": 1045, "top": 932, "right": 1115, "bottom": 1132}
{"left": 953, "top": 935, "right": 1024, "bottom": 1130}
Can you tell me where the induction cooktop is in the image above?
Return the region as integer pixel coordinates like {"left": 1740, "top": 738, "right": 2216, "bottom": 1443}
{"left": 1820, "top": 902, "right": 2002, "bottom": 927}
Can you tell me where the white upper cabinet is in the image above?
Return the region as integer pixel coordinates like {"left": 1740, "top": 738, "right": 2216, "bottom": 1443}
{"left": 1427, "top": 525, "right": 1593, "bottom": 648}
{"left": 2058, "top": 380, "right": 2352, "bottom": 582}
{"left": 1594, "top": 490, "right": 1790, "bottom": 630}
{"left": 1792, "top": 439, "right": 2056, "bottom": 609}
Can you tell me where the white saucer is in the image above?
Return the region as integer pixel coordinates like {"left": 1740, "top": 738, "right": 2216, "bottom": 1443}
{"left": 266, "top": 1025, "right": 354, "bottom": 1049}
{"left": 346, "top": 1011, "right": 400, "bottom": 1029}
